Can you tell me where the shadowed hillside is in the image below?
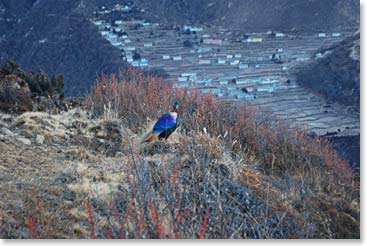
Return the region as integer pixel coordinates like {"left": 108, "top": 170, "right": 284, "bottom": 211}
{"left": 0, "top": 0, "right": 127, "bottom": 96}
{"left": 294, "top": 32, "right": 360, "bottom": 113}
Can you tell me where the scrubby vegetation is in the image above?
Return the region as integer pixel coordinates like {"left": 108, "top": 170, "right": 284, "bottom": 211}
{"left": 81, "top": 68, "right": 359, "bottom": 239}
{"left": 0, "top": 59, "right": 65, "bottom": 114}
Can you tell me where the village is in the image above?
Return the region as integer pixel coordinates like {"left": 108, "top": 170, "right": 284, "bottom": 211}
{"left": 90, "top": 3, "right": 359, "bottom": 137}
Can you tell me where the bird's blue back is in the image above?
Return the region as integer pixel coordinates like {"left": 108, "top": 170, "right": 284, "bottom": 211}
{"left": 152, "top": 112, "right": 177, "bottom": 134}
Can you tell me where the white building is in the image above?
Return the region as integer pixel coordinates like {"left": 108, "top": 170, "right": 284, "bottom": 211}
{"left": 316, "top": 52, "right": 323, "bottom": 58}
{"left": 94, "top": 20, "right": 103, "bottom": 25}
{"left": 318, "top": 33, "right": 326, "bottom": 37}
{"left": 239, "top": 63, "right": 249, "bottom": 69}
{"left": 235, "top": 78, "right": 248, "bottom": 84}
{"left": 245, "top": 37, "right": 263, "bottom": 43}
{"left": 296, "top": 56, "right": 310, "bottom": 62}
{"left": 230, "top": 60, "right": 240, "bottom": 66}
{"left": 177, "top": 77, "right": 188, "bottom": 82}
{"left": 183, "top": 25, "right": 203, "bottom": 32}
{"left": 163, "top": 55, "right": 171, "bottom": 60}
{"left": 143, "top": 43, "right": 153, "bottom": 47}
{"left": 198, "top": 59, "right": 211, "bottom": 65}
{"left": 259, "top": 78, "right": 278, "bottom": 84}
{"left": 140, "top": 59, "right": 148, "bottom": 66}
{"left": 106, "top": 33, "right": 117, "bottom": 39}
{"left": 121, "top": 6, "right": 130, "bottom": 12}
{"left": 125, "top": 46, "right": 136, "bottom": 51}
{"left": 203, "top": 38, "right": 222, "bottom": 45}
{"left": 172, "top": 56, "right": 182, "bottom": 61}
{"left": 111, "top": 41, "right": 123, "bottom": 46}
{"left": 257, "top": 84, "right": 278, "bottom": 92}
{"left": 244, "top": 87, "right": 255, "bottom": 93}
{"left": 218, "top": 59, "right": 226, "bottom": 64}
{"left": 181, "top": 72, "right": 197, "bottom": 77}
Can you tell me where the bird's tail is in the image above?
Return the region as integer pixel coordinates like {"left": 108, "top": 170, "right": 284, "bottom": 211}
{"left": 145, "top": 133, "right": 159, "bottom": 143}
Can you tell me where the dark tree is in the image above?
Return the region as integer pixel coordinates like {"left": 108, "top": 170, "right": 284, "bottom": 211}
{"left": 268, "top": 32, "right": 276, "bottom": 38}
{"left": 133, "top": 53, "right": 141, "bottom": 61}
{"left": 183, "top": 40, "right": 192, "bottom": 48}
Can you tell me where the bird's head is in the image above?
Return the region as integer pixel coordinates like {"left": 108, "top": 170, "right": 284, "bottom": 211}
{"left": 172, "top": 101, "right": 179, "bottom": 112}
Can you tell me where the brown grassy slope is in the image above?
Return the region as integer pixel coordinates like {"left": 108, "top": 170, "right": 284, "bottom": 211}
{"left": 0, "top": 107, "right": 359, "bottom": 238}
{"left": 0, "top": 105, "right": 360, "bottom": 238}
{"left": 0, "top": 68, "right": 360, "bottom": 239}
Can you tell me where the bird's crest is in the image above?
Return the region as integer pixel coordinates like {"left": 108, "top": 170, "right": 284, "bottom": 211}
{"left": 172, "top": 101, "right": 179, "bottom": 113}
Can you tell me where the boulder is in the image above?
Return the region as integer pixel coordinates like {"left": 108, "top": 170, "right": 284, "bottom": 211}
{"left": 35, "top": 135, "right": 45, "bottom": 144}
{"left": 16, "top": 137, "right": 31, "bottom": 145}
{"left": 1, "top": 127, "right": 15, "bottom": 137}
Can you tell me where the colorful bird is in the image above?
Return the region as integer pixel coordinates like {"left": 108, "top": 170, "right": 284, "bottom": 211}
{"left": 145, "top": 101, "right": 178, "bottom": 143}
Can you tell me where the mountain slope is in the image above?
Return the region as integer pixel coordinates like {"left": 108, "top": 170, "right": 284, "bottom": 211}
{"left": 0, "top": 0, "right": 127, "bottom": 96}
{"left": 136, "top": 0, "right": 359, "bottom": 32}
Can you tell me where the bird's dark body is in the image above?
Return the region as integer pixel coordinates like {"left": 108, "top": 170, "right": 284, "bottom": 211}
{"left": 158, "top": 125, "right": 177, "bottom": 140}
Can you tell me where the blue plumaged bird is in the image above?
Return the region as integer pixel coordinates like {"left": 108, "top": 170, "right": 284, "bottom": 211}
{"left": 145, "top": 101, "right": 178, "bottom": 143}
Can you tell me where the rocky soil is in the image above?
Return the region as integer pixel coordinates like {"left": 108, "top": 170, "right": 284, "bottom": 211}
{"left": 0, "top": 109, "right": 133, "bottom": 238}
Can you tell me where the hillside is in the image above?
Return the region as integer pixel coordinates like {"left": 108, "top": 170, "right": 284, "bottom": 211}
{"left": 0, "top": 68, "right": 360, "bottom": 239}
{"left": 136, "top": 0, "right": 359, "bottom": 33}
{"left": 0, "top": 0, "right": 127, "bottom": 96}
